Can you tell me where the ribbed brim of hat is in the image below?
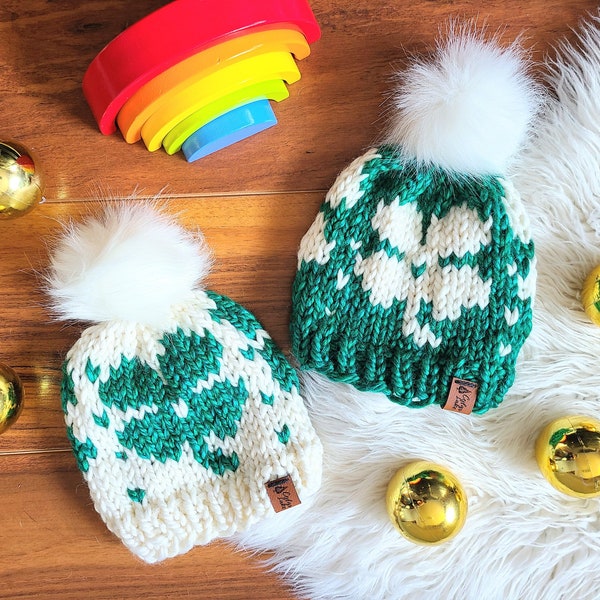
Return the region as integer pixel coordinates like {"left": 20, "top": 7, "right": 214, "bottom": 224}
{"left": 291, "top": 290, "right": 524, "bottom": 414}
{"left": 86, "top": 442, "right": 322, "bottom": 563}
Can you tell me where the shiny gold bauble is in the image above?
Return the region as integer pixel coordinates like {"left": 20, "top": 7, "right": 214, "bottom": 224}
{"left": 0, "top": 141, "right": 43, "bottom": 218}
{"left": 536, "top": 415, "right": 600, "bottom": 498}
{"left": 386, "top": 461, "right": 468, "bottom": 545}
{"left": 0, "top": 363, "right": 24, "bottom": 434}
{"left": 581, "top": 265, "right": 600, "bottom": 326}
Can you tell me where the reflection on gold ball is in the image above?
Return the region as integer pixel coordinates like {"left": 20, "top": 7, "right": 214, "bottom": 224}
{"left": 536, "top": 415, "right": 600, "bottom": 498}
{"left": 581, "top": 266, "right": 600, "bottom": 326}
{"left": 0, "top": 141, "right": 43, "bottom": 218}
{"left": 0, "top": 363, "right": 24, "bottom": 434}
{"left": 386, "top": 461, "right": 467, "bottom": 545}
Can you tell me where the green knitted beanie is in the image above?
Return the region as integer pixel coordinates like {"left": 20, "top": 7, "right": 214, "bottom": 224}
{"left": 47, "top": 205, "right": 322, "bottom": 563}
{"left": 291, "top": 32, "right": 540, "bottom": 414}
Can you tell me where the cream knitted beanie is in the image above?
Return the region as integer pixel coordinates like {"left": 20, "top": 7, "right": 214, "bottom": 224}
{"left": 47, "top": 204, "right": 323, "bottom": 563}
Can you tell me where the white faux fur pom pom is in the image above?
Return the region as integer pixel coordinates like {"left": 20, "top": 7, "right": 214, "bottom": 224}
{"left": 47, "top": 204, "right": 211, "bottom": 326}
{"left": 385, "top": 28, "right": 542, "bottom": 176}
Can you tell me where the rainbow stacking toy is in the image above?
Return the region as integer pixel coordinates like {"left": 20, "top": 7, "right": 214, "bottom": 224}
{"left": 82, "top": 0, "right": 320, "bottom": 162}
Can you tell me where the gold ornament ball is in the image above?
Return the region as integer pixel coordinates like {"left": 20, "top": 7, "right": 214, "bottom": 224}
{"left": 536, "top": 415, "right": 600, "bottom": 498}
{"left": 0, "top": 363, "right": 24, "bottom": 434}
{"left": 385, "top": 461, "right": 468, "bottom": 545}
{"left": 581, "top": 265, "right": 600, "bottom": 326}
{"left": 0, "top": 141, "right": 43, "bottom": 218}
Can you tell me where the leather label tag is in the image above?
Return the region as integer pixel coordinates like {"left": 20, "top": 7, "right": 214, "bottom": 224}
{"left": 443, "top": 377, "right": 478, "bottom": 414}
{"left": 265, "top": 475, "right": 301, "bottom": 513}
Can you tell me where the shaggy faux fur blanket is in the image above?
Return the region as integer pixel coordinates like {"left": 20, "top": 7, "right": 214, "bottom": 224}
{"left": 236, "top": 15, "right": 600, "bottom": 600}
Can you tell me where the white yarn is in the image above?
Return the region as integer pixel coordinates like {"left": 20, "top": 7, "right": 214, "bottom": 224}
{"left": 236, "top": 15, "right": 600, "bottom": 600}
{"left": 384, "top": 26, "right": 543, "bottom": 176}
{"left": 50, "top": 205, "right": 324, "bottom": 563}
{"left": 63, "top": 289, "right": 323, "bottom": 564}
{"left": 46, "top": 203, "right": 212, "bottom": 327}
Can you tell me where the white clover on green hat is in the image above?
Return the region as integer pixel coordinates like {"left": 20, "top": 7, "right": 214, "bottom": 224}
{"left": 291, "top": 29, "right": 541, "bottom": 414}
{"left": 47, "top": 204, "right": 322, "bottom": 563}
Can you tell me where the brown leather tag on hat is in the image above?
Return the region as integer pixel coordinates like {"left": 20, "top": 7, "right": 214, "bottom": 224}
{"left": 443, "top": 377, "right": 478, "bottom": 414}
{"left": 265, "top": 475, "right": 301, "bottom": 512}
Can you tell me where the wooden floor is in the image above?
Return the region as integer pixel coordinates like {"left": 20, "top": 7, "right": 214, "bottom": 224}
{"left": 0, "top": 1, "right": 597, "bottom": 598}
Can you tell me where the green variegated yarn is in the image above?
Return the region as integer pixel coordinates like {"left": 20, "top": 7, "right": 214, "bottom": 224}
{"left": 291, "top": 146, "right": 536, "bottom": 413}
{"left": 62, "top": 289, "right": 322, "bottom": 564}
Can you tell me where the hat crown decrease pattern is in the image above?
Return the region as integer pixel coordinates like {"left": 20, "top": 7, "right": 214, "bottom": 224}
{"left": 291, "top": 146, "right": 536, "bottom": 413}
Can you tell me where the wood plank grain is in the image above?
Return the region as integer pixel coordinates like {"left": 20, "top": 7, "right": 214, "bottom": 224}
{"left": 0, "top": 194, "right": 322, "bottom": 453}
{"left": 1, "top": 1, "right": 599, "bottom": 598}
{"left": 0, "top": 452, "right": 297, "bottom": 600}
{"left": 0, "top": 0, "right": 595, "bottom": 200}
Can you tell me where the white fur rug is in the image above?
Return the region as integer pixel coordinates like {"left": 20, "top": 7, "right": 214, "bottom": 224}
{"left": 236, "top": 15, "right": 600, "bottom": 600}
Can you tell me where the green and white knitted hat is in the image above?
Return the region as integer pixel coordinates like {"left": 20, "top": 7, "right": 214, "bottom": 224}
{"left": 47, "top": 205, "right": 322, "bottom": 563}
{"left": 291, "top": 31, "right": 540, "bottom": 414}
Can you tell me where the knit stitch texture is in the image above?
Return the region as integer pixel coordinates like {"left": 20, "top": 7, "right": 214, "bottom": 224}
{"left": 63, "top": 290, "right": 323, "bottom": 563}
{"left": 291, "top": 146, "right": 535, "bottom": 413}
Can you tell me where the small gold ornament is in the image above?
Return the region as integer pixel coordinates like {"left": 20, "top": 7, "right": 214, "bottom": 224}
{"left": 0, "top": 141, "right": 43, "bottom": 218}
{"left": 536, "top": 415, "right": 600, "bottom": 498}
{"left": 581, "top": 265, "right": 600, "bottom": 326}
{"left": 386, "top": 461, "right": 467, "bottom": 545}
{"left": 0, "top": 363, "right": 24, "bottom": 434}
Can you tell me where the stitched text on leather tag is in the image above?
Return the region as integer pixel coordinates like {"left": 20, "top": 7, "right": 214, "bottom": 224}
{"left": 265, "top": 475, "right": 301, "bottom": 512}
{"left": 443, "top": 377, "right": 478, "bottom": 414}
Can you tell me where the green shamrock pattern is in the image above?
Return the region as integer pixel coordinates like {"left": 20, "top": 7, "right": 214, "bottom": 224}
{"left": 62, "top": 291, "right": 298, "bottom": 499}
{"left": 96, "top": 328, "right": 246, "bottom": 475}
{"left": 291, "top": 146, "right": 535, "bottom": 412}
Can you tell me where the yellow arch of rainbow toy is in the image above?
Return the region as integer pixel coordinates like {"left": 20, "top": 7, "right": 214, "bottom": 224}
{"left": 117, "top": 28, "right": 309, "bottom": 144}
